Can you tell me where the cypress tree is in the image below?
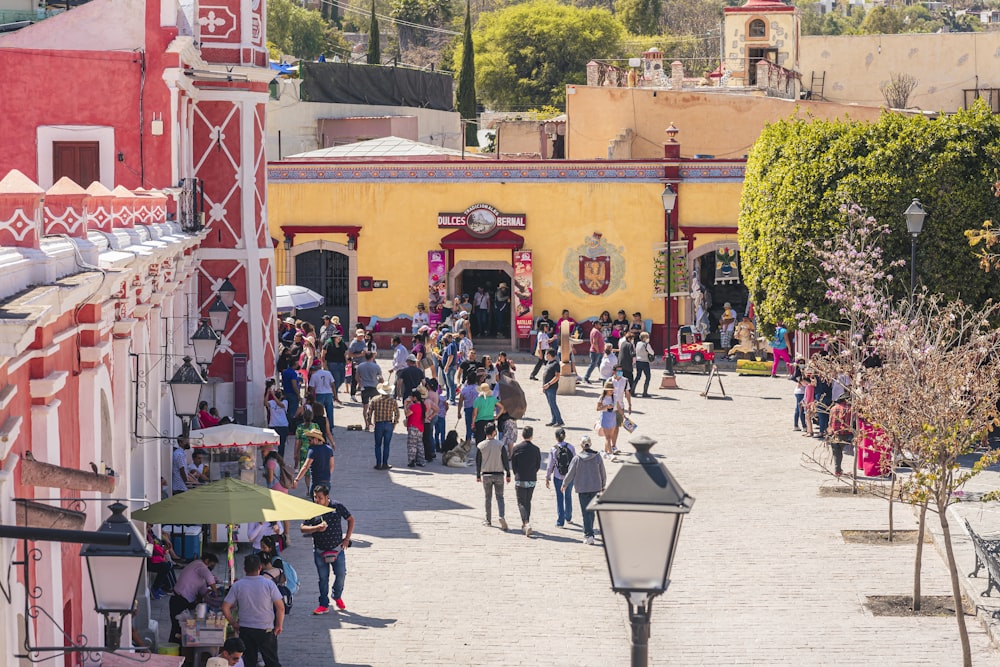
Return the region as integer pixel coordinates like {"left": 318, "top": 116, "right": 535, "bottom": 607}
{"left": 456, "top": 0, "right": 477, "bottom": 147}
{"left": 367, "top": 0, "right": 380, "bottom": 65}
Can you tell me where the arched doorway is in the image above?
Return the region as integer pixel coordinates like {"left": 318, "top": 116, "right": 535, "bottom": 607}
{"left": 292, "top": 240, "right": 356, "bottom": 332}
{"left": 689, "top": 244, "right": 749, "bottom": 349}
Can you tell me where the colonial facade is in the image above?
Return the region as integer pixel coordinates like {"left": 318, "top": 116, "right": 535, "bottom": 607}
{"left": 0, "top": 0, "right": 275, "bottom": 661}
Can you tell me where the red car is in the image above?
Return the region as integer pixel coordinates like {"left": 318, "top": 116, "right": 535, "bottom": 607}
{"left": 663, "top": 326, "right": 715, "bottom": 368}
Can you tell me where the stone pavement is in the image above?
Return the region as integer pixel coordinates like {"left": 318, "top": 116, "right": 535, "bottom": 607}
{"left": 154, "top": 359, "right": 1000, "bottom": 666}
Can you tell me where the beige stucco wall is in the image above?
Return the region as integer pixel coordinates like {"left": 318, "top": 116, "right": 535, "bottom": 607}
{"left": 0, "top": 0, "right": 144, "bottom": 50}
{"left": 267, "top": 79, "right": 462, "bottom": 159}
{"left": 800, "top": 32, "right": 1000, "bottom": 111}
{"left": 565, "top": 86, "right": 884, "bottom": 160}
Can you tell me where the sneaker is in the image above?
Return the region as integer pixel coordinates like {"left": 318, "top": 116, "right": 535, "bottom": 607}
{"left": 334, "top": 598, "right": 346, "bottom": 610}
{"left": 545, "top": 422, "right": 556, "bottom": 427}
{"left": 524, "top": 523, "right": 532, "bottom": 537}
{"left": 499, "top": 517, "right": 508, "bottom": 531}
{"left": 793, "top": 427, "right": 801, "bottom": 432}
{"left": 482, "top": 520, "right": 492, "bottom": 527}
{"left": 313, "top": 606, "right": 330, "bottom": 615}
{"left": 553, "top": 422, "right": 565, "bottom": 427}
{"left": 583, "top": 536, "right": 595, "bottom": 545}
{"left": 611, "top": 447, "right": 620, "bottom": 455}
{"left": 555, "top": 522, "right": 564, "bottom": 528}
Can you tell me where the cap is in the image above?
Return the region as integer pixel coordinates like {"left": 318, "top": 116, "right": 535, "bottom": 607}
{"left": 406, "top": 354, "right": 417, "bottom": 362}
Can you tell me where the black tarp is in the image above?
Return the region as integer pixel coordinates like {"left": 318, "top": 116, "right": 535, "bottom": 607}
{"left": 301, "top": 62, "right": 454, "bottom": 111}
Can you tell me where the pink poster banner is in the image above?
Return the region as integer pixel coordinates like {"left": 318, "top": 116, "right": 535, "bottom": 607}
{"left": 428, "top": 250, "right": 447, "bottom": 327}
{"left": 513, "top": 250, "right": 533, "bottom": 338}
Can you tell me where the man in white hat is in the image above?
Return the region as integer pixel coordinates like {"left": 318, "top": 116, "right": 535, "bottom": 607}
{"left": 292, "top": 427, "right": 334, "bottom": 493}
{"left": 365, "top": 382, "right": 399, "bottom": 470}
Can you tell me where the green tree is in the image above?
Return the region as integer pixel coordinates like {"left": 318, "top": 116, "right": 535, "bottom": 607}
{"left": 368, "top": 0, "right": 382, "bottom": 64}
{"left": 268, "top": 0, "right": 348, "bottom": 59}
{"left": 615, "top": 0, "right": 662, "bottom": 36}
{"left": 860, "top": 5, "right": 903, "bottom": 34}
{"left": 456, "top": 0, "right": 477, "bottom": 146}
{"left": 468, "top": 0, "right": 625, "bottom": 109}
{"left": 738, "top": 102, "right": 1000, "bottom": 330}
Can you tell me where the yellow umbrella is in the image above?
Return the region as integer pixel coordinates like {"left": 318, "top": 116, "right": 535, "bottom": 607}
{"left": 133, "top": 477, "right": 329, "bottom": 525}
{"left": 134, "top": 477, "right": 330, "bottom": 584}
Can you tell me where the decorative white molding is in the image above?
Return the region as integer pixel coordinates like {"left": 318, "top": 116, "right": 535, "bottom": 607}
{"left": 29, "top": 371, "right": 69, "bottom": 399}
{"left": 0, "top": 385, "right": 16, "bottom": 410}
{"left": 0, "top": 415, "right": 23, "bottom": 462}
{"left": 36, "top": 126, "right": 115, "bottom": 190}
{"left": 79, "top": 340, "right": 112, "bottom": 365}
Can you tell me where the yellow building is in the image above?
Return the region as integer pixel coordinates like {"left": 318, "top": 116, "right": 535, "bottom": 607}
{"left": 267, "top": 136, "right": 744, "bottom": 352}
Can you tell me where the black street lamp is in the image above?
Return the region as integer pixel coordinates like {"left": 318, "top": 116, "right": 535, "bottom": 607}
{"left": 592, "top": 435, "right": 695, "bottom": 667}
{"left": 661, "top": 185, "right": 678, "bottom": 383}
{"left": 207, "top": 295, "right": 231, "bottom": 332}
{"left": 190, "top": 318, "right": 221, "bottom": 375}
{"left": 79, "top": 502, "right": 151, "bottom": 651}
{"left": 168, "top": 355, "right": 205, "bottom": 438}
{"left": 904, "top": 198, "right": 926, "bottom": 297}
{"left": 217, "top": 278, "right": 237, "bottom": 309}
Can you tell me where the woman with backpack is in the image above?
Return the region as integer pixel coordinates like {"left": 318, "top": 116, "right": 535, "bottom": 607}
{"left": 544, "top": 428, "right": 576, "bottom": 528}
{"left": 561, "top": 436, "right": 607, "bottom": 546}
{"left": 260, "top": 535, "right": 297, "bottom": 615}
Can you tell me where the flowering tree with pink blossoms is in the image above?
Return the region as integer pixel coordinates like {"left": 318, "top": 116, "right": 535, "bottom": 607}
{"left": 799, "top": 204, "right": 1000, "bottom": 666}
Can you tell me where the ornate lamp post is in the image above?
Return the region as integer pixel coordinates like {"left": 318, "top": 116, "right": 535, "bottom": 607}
{"left": 592, "top": 435, "right": 694, "bottom": 667}
{"left": 660, "top": 185, "right": 678, "bottom": 387}
{"left": 904, "top": 198, "right": 926, "bottom": 298}
{"left": 168, "top": 355, "right": 205, "bottom": 438}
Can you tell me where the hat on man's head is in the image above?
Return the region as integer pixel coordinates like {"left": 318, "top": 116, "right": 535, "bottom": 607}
{"left": 332, "top": 332, "right": 342, "bottom": 338}
{"left": 376, "top": 382, "right": 394, "bottom": 396}
{"left": 499, "top": 282, "right": 507, "bottom": 287}
{"left": 304, "top": 428, "right": 324, "bottom": 441}
{"left": 355, "top": 329, "right": 365, "bottom": 336}
{"left": 418, "top": 325, "right": 430, "bottom": 333}
{"left": 284, "top": 317, "right": 295, "bottom": 325}
{"left": 406, "top": 354, "right": 417, "bottom": 362}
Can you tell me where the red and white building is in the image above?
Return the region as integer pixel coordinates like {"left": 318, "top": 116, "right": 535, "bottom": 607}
{"left": 0, "top": 0, "right": 276, "bottom": 660}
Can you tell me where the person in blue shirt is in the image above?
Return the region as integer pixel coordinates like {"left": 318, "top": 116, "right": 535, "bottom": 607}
{"left": 292, "top": 428, "right": 335, "bottom": 494}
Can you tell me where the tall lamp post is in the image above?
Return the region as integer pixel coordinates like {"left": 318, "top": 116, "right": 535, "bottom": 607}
{"left": 592, "top": 435, "right": 695, "bottom": 667}
{"left": 904, "top": 198, "right": 926, "bottom": 298}
{"left": 660, "top": 185, "right": 678, "bottom": 387}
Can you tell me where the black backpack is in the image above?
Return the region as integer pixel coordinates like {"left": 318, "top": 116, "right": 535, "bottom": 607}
{"left": 264, "top": 568, "right": 293, "bottom": 614}
{"left": 555, "top": 444, "right": 573, "bottom": 476}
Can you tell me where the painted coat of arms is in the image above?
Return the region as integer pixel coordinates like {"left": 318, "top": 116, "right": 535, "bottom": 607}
{"left": 563, "top": 232, "right": 626, "bottom": 297}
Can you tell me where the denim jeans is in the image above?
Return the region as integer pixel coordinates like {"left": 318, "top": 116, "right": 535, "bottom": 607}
{"left": 544, "top": 386, "right": 562, "bottom": 424}
{"left": 476, "top": 308, "right": 490, "bottom": 336}
{"left": 443, "top": 366, "right": 457, "bottom": 402}
{"left": 434, "top": 415, "right": 446, "bottom": 450}
{"left": 635, "top": 361, "right": 651, "bottom": 395}
{"left": 329, "top": 362, "right": 346, "bottom": 393}
{"left": 317, "top": 392, "right": 335, "bottom": 429}
{"left": 286, "top": 393, "right": 299, "bottom": 427}
{"left": 240, "top": 626, "right": 281, "bottom": 667}
{"left": 584, "top": 351, "right": 601, "bottom": 381}
{"left": 579, "top": 491, "right": 598, "bottom": 538}
{"left": 794, "top": 393, "right": 806, "bottom": 429}
{"left": 464, "top": 407, "right": 475, "bottom": 442}
{"left": 482, "top": 473, "right": 506, "bottom": 523}
{"left": 373, "top": 421, "right": 393, "bottom": 466}
{"left": 817, "top": 397, "right": 831, "bottom": 435}
{"left": 553, "top": 476, "right": 574, "bottom": 525}
{"left": 313, "top": 547, "right": 346, "bottom": 608}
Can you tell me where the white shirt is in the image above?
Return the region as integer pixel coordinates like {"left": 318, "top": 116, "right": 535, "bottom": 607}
{"left": 612, "top": 375, "right": 629, "bottom": 407}
{"left": 310, "top": 369, "right": 334, "bottom": 394}
{"left": 393, "top": 343, "right": 409, "bottom": 371}
{"left": 474, "top": 291, "right": 490, "bottom": 309}
{"left": 536, "top": 331, "right": 550, "bottom": 351}
{"left": 413, "top": 311, "right": 430, "bottom": 330}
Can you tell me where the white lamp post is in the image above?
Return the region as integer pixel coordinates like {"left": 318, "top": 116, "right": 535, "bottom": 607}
{"left": 592, "top": 435, "right": 694, "bottom": 667}
{"left": 168, "top": 355, "right": 205, "bottom": 438}
{"left": 903, "top": 198, "right": 926, "bottom": 297}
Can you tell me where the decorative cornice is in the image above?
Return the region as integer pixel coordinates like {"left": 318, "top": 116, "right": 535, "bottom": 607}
{"left": 29, "top": 370, "right": 69, "bottom": 399}
{"left": 269, "top": 159, "right": 746, "bottom": 183}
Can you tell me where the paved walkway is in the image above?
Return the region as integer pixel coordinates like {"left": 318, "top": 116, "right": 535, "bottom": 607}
{"left": 154, "top": 360, "right": 1000, "bottom": 666}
